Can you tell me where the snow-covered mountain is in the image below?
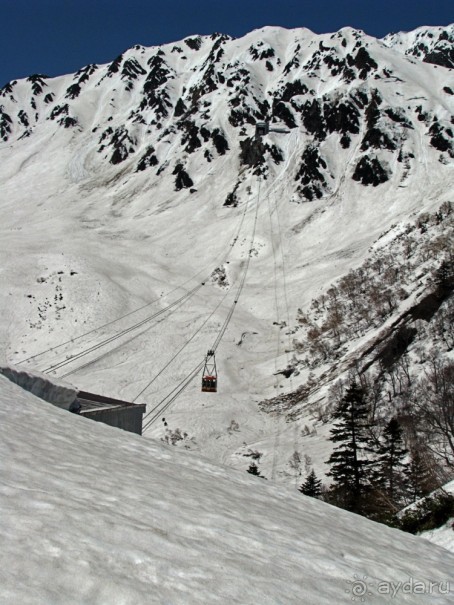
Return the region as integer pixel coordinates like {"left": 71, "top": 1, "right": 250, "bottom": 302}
{"left": 0, "top": 24, "right": 453, "bottom": 484}
{"left": 1, "top": 375, "right": 453, "bottom": 604}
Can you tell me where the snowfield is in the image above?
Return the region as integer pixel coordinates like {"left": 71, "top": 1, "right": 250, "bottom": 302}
{"left": 0, "top": 375, "right": 453, "bottom": 604}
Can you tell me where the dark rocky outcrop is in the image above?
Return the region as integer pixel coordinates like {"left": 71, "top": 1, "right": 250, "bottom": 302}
{"left": 212, "top": 129, "right": 229, "bottom": 155}
{"left": 184, "top": 36, "right": 202, "bottom": 51}
{"left": 108, "top": 127, "right": 136, "bottom": 164}
{"left": 0, "top": 106, "right": 12, "bottom": 140}
{"left": 347, "top": 47, "right": 378, "bottom": 79}
{"left": 136, "top": 145, "right": 159, "bottom": 171}
{"left": 429, "top": 122, "right": 454, "bottom": 156}
{"left": 352, "top": 156, "right": 389, "bottom": 186}
{"left": 173, "top": 163, "right": 194, "bottom": 190}
{"left": 239, "top": 137, "right": 266, "bottom": 169}
{"left": 26, "top": 74, "right": 48, "bottom": 96}
{"left": 360, "top": 127, "right": 397, "bottom": 151}
{"left": 295, "top": 145, "right": 329, "bottom": 200}
{"left": 224, "top": 182, "right": 240, "bottom": 206}
{"left": 65, "top": 83, "right": 81, "bottom": 100}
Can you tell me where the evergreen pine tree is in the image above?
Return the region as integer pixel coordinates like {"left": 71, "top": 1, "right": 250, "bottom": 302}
{"left": 375, "top": 417, "right": 408, "bottom": 504}
{"left": 326, "top": 382, "right": 373, "bottom": 513}
{"left": 404, "top": 447, "right": 436, "bottom": 502}
{"left": 434, "top": 258, "right": 454, "bottom": 295}
{"left": 299, "top": 469, "right": 322, "bottom": 498}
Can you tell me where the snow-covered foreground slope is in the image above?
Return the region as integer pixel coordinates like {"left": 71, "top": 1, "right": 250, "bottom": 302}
{"left": 1, "top": 375, "right": 453, "bottom": 604}
{"left": 420, "top": 480, "right": 454, "bottom": 553}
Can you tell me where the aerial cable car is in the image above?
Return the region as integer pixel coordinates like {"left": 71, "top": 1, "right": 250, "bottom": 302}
{"left": 255, "top": 121, "right": 290, "bottom": 139}
{"left": 201, "top": 349, "right": 217, "bottom": 392}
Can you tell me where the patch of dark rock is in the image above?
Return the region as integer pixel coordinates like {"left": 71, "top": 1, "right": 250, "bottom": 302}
{"left": 423, "top": 47, "right": 454, "bottom": 69}
{"left": 0, "top": 81, "right": 17, "bottom": 100}
{"left": 384, "top": 108, "right": 413, "bottom": 128}
{"left": 229, "top": 107, "right": 256, "bottom": 128}
{"left": 295, "top": 145, "right": 328, "bottom": 200}
{"left": 107, "top": 53, "right": 123, "bottom": 75}
{"left": 301, "top": 99, "right": 326, "bottom": 139}
{"left": 351, "top": 89, "right": 368, "bottom": 109}
{"left": 198, "top": 126, "right": 210, "bottom": 142}
{"left": 65, "top": 83, "right": 81, "bottom": 99}
{"left": 276, "top": 367, "right": 295, "bottom": 378}
{"left": 283, "top": 44, "right": 300, "bottom": 75}
{"left": 239, "top": 136, "right": 266, "bottom": 168}
{"left": 324, "top": 99, "right": 360, "bottom": 135}
{"left": 269, "top": 143, "right": 284, "bottom": 164}
{"left": 272, "top": 101, "right": 297, "bottom": 128}
{"left": 0, "top": 107, "right": 13, "bottom": 140}
{"left": 180, "top": 119, "right": 202, "bottom": 153}
{"left": 352, "top": 155, "right": 389, "bottom": 186}
{"left": 136, "top": 145, "right": 159, "bottom": 171}
{"left": 49, "top": 104, "right": 69, "bottom": 120}
{"left": 97, "top": 126, "right": 114, "bottom": 149}
{"left": 224, "top": 182, "right": 240, "bottom": 207}
{"left": 144, "top": 54, "right": 173, "bottom": 88}
{"left": 365, "top": 90, "right": 382, "bottom": 127}
{"left": 109, "top": 127, "right": 136, "bottom": 164}
{"left": 174, "top": 98, "right": 187, "bottom": 117}
{"left": 122, "top": 58, "right": 146, "bottom": 80}
{"left": 415, "top": 105, "right": 430, "bottom": 123}
{"left": 173, "top": 164, "right": 193, "bottom": 190}
{"left": 18, "top": 110, "right": 29, "bottom": 128}
{"left": 249, "top": 42, "right": 275, "bottom": 61}
{"left": 443, "top": 86, "right": 453, "bottom": 95}
{"left": 212, "top": 128, "right": 229, "bottom": 155}
{"left": 340, "top": 134, "right": 351, "bottom": 148}
{"left": 347, "top": 47, "right": 378, "bottom": 79}
{"left": 26, "top": 74, "right": 48, "bottom": 96}
{"left": 361, "top": 127, "right": 397, "bottom": 151}
{"left": 184, "top": 36, "right": 202, "bottom": 51}
{"left": 59, "top": 117, "right": 78, "bottom": 128}
{"left": 75, "top": 64, "right": 98, "bottom": 80}
{"left": 43, "top": 93, "right": 54, "bottom": 104}
{"left": 429, "top": 122, "right": 453, "bottom": 155}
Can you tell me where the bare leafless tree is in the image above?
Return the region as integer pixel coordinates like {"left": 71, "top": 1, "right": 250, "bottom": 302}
{"left": 412, "top": 358, "right": 454, "bottom": 468}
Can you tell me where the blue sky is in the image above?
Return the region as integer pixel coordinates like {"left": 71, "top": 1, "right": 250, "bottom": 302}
{"left": 1, "top": 0, "right": 453, "bottom": 86}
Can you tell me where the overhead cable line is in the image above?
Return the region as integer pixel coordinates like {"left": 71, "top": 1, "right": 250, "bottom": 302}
{"left": 142, "top": 176, "right": 262, "bottom": 431}
{"left": 17, "top": 178, "right": 250, "bottom": 369}
{"left": 42, "top": 282, "right": 204, "bottom": 374}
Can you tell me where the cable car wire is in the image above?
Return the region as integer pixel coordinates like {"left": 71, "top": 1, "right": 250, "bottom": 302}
{"left": 142, "top": 176, "right": 262, "bottom": 431}
{"left": 17, "top": 183, "right": 250, "bottom": 369}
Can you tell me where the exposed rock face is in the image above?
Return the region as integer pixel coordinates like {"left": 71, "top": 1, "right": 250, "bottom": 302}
{"left": 295, "top": 145, "right": 330, "bottom": 200}
{"left": 173, "top": 163, "right": 193, "bottom": 190}
{"left": 352, "top": 156, "right": 389, "bottom": 186}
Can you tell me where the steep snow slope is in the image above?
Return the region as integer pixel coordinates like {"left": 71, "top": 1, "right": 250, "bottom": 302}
{"left": 1, "top": 375, "right": 453, "bottom": 604}
{"left": 0, "top": 25, "right": 453, "bottom": 481}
